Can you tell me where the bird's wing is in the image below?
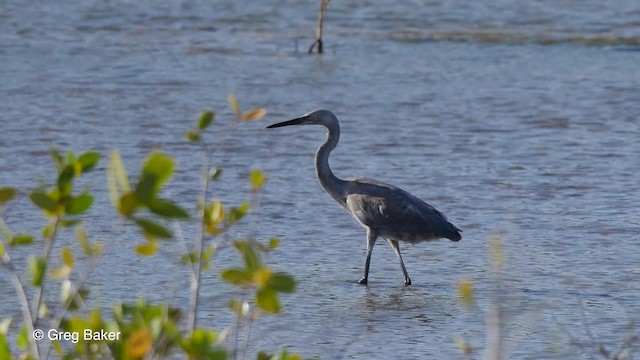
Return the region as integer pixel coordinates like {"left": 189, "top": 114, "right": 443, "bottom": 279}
{"left": 345, "top": 178, "right": 461, "bottom": 240}
{"left": 344, "top": 180, "right": 422, "bottom": 228}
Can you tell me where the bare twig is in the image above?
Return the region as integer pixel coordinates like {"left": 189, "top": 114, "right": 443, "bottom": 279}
{"left": 231, "top": 296, "right": 245, "bottom": 360}
{"left": 32, "top": 216, "right": 60, "bottom": 322}
{"left": 564, "top": 297, "right": 639, "bottom": 360}
{"left": 240, "top": 312, "right": 256, "bottom": 360}
{"left": 40, "top": 221, "right": 124, "bottom": 360}
{"left": 187, "top": 119, "right": 241, "bottom": 333}
{"left": 1, "top": 252, "right": 39, "bottom": 358}
{"left": 308, "top": 0, "right": 329, "bottom": 54}
{"left": 484, "top": 303, "right": 505, "bottom": 360}
{"left": 187, "top": 149, "right": 212, "bottom": 333}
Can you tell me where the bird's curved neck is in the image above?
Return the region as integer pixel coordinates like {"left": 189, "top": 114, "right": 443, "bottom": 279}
{"left": 316, "top": 124, "right": 346, "bottom": 204}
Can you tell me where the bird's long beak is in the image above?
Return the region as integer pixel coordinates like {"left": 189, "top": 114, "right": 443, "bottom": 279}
{"left": 266, "top": 116, "right": 307, "bottom": 129}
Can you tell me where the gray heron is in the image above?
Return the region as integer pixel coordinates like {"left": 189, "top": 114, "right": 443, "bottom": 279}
{"left": 267, "top": 110, "right": 461, "bottom": 285}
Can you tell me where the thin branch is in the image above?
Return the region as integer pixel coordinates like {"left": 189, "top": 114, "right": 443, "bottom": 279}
{"left": 0, "top": 215, "right": 39, "bottom": 357}
{"left": 240, "top": 312, "right": 256, "bottom": 360}
{"left": 187, "top": 119, "right": 240, "bottom": 333}
{"left": 40, "top": 218, "right": 126, "bottom": 360}
{"left": 308, "top": 0, "right": 329, "bottom": 54}
{"left": 2, "top": 252, "right": 40, "bottom": 358}
{"left": 231, "top": 296, "right": 244, "bottom": 360}
{"left": 32, "top": 216, "right": 61, "bottom": 322}
{"left": 187, "top": 149, "right": 212, "bottom": 333}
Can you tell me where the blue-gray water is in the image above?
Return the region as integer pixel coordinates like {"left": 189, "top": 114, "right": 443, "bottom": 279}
{"left": 1, "top": 1, "right": 639, "bottom": 359}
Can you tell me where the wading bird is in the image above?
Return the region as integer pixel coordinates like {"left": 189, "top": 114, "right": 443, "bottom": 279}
{"left": 267, "top": 110, "right": 461, "bottom": 285}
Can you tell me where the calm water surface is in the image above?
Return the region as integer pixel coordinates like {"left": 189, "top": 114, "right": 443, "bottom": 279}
{"left": 1, "top": 1, "right": 639, "bottom": 359}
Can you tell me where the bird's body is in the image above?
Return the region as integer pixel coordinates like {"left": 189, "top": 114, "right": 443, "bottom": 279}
{"left": 267, "top": 110, "right": 461, "bottom": 285}
{"left": 343, "top": 177, "right": 461, "bottom": 244}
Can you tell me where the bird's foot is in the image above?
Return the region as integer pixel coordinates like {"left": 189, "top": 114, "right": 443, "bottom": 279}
{"left": 358, "top": 277, "right": 368, "bottom": 285}
{"left": 404, "top": 277, "right": 412, "bottom": 286}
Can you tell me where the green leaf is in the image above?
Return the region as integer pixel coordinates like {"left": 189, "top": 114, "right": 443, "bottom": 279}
{"left": 50, "top": 148, "right": 65, "bottom": 172}
{"left": 186, "top": 130, "right": 200, "bottom": 142}
{"left": 204, "top": 200, "right": 225, "bottom": 235}
{"left": 266, "top": 273, "right": 296, "bottom": 293}
{"left": 30, "top": 191, "right": 59, "bottom": 212}
{"left": 77, "top": 151, "right": 100, "bottom": 173}
{"left": 268, "top": 237, "right": 280, "bottom": 250}
{"left": 220, "top": 268, "right": 252, "bottom": 287}
{"left": 43, "top": 221, "right": 56, "bottom": 239}
{"left": 209, "top": 167, "right": 223, "bottom": 181}
{"left": 57, "top": 165, "right": 75, "bottom": 196}
{"left": 280, "top": 349, "right": 302, "bottom": 360}
{"left": 119, "top": 192, "right": 138, "bottom": 218}
{"left": 0, "top": 187, "right": 16, "bottom": 204}
{"left": 181, "top": 329, "right": 226, "bottom": 360}
{"left": 228, "top": 93, "right": 240, "bottom": 115}
{"left": 142, "top": 152, "right": 175, "bottom": 193}
{"left": 76, "top": 225, "right": 93, "bottom": 256}
{"left": 66, "top": 193, "right": 93, "bottom": 214}
{"left": 135, "top": 173, "right": 157, "bottom": 203}
{"left": 0, "top": 334, "right": 8, "bottom": 357}
{"left": 208, "top": 200, "right": 224, "bottom": 223}
{"left": 228, "top": 202, "right": 249, "bottom": 224}
{"left": 134, "top": 218, "right": 172, "bottom": 239}
{"left": 257, "top": 352, "right": 275, "bottom": 360}
{"left": 250, "top": 170, "right": 266, "bottom": 191}
{"left": 16, "top": 326, "right": 28, "bottom": 350}
{"left": 147, "top": 198, "right": 189, "bottom": 219}
{"left": 180, "top": 251, "right": 197, "bottom": 266}
{"left": 60, "top": 219, "right": 82, "bottom": 227}
{"left": 234, "top": 241, "right": 261, "bottom": 271}
{"left": 29, "top": 256, "right": 47, "bottom": 286}
{"left": 9, "top": 234, "right": 33, "bottom": 247}
{"left": 458, "top": 279, "right": 474, "bottom": 308}
{"left": 107, "top": 150, "right": 130, "bottom": 207}
{"left": 91, "top": 243, "right": 103, "bottom": 256}
{"left": 203, "top": 243, "right": 216, "bottom": 261}
{"left": 65, "top": 151, "right": 76, "bottom": 165}
{"left": 61, "top": 246, "right": 74, "bottom": 267}
{"left": 136, "top": 242, "right": 158, "bottom": 256}
{"left": 198, "top": 111, "right": 214, "bottom": 130}
{"left": 256, "top": 287, "right": 280, "bottom": 313}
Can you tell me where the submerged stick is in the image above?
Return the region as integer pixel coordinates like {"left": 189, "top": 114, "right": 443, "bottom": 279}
{"left": 308, "top": 0, "right": 329, "bottom": 54}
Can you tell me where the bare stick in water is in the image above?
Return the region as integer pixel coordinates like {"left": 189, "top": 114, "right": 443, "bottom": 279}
{"left": 308, "top": 0, "right": 329, "bottom": 54}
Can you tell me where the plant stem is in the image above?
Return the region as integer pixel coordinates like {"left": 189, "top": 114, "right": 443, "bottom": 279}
{"left": 40, "top": 219, "right": 120, "bottom": 360}
{"left": 231, "top": 297, "right": 244, "bottom": 360}
{"left": 32, "top": 216, "right": 60, "bottom": 324}
{"left": 187, "top": 118, "right": 240, "bottom": 333}
{"left": 2, "top": 252, "right": 40, "bottom": 358}
{"left": 187, "top": 150, "right": 212, "bottom": 333}
{"left": 240, "top": 313, "right": 255, "bottom": 360}
{"left": 1, "top": 214, "right": 39, "bottom": 357}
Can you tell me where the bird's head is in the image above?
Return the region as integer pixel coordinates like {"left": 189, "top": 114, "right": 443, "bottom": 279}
{"left": 266, "top": 109, "right": 338, "bottom": 129}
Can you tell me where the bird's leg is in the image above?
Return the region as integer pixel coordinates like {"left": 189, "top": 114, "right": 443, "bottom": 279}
{"left": 386, "top": 239, "right": 411, "bottom": 285}
{"left": 359, "top": 228, "right": 378, "bottom": 285}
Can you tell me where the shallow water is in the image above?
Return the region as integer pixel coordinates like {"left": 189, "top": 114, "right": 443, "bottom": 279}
{"left": 1, "top": 1, "right": 639, "bottom": 358}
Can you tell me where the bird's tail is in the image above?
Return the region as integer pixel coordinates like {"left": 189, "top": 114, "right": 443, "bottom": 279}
{"left": 446, "top": 225, "right": 462, "bottom": 242}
